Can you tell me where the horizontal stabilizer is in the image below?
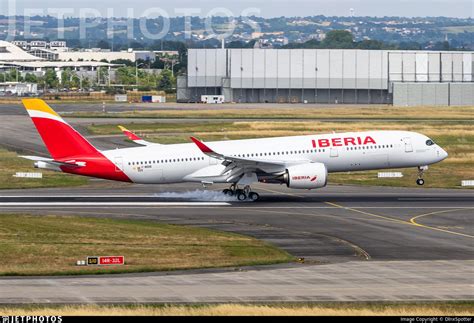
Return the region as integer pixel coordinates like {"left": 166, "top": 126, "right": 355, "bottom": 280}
{"left": 118, "top": 126, "right": 157, "bottom": 146}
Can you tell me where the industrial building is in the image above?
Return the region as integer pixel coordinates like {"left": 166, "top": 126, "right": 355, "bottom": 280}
{"left": 0, "top": 82, "right": 37, "bottom": 96}
{"left": 178, "top": 49, "right": 474, "bottom": 106}
{"left": 57, "top": 49, "right": 156, "bottom": 63}
{"left": 0, "top": 41, "right": 120, "bottom": 84}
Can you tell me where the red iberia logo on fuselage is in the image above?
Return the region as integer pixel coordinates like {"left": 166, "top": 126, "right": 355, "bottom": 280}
{"left": 312, "top": 136, "right": 376, "bottom": 148}
{"left": 292, "top": 176, "right": 318, "bottom": 181}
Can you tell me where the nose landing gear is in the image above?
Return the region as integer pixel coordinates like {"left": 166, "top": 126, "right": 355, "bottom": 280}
{"left": 416, "top": 166, "right": 428, "bottom": 186}
{"left": 222, "top": 184, "right": 260, "bottom": 201}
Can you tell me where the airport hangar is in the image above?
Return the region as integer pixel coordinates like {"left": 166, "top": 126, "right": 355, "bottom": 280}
{"left": 177, "top": 48, "right": 474, "bottom": 106}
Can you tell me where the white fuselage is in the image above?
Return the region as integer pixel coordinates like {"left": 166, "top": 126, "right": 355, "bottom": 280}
{"left": 101, "top": 130, "right": 448, "bottom": 185}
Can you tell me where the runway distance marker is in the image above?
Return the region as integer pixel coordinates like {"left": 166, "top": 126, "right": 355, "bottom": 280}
{"left": 87, "top": 256, "right": 99, "bottom": 265}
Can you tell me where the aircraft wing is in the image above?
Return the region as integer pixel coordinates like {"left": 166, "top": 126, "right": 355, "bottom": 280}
{"left": 118, "top": 126, "right": 158, "bottom": 146}
{"left": 190, "top": 137, "right": 308, "bottom": 183}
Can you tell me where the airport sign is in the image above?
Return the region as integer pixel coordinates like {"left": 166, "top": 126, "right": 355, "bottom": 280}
{"left": 99, "top": 256, "right": 125, "bottom": 265}
{"left": 87, "top": 256, "right": 124, "bottom": 266}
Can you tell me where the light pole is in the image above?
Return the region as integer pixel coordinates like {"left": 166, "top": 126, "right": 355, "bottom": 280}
{"left": 135, "top": 61, "right": 145, "bottom": 87}
{"left": 171, "top": 59, "right": 178, "bottom": 78}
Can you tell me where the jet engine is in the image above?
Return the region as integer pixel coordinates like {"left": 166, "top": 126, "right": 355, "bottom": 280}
{"left": 283, "top": 163, "right": 328, "bottom": 189}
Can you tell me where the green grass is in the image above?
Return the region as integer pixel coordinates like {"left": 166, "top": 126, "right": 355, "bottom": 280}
{"left": 88, "top": 120, "right": 474, "bottom": 189}
{"left": 0, "top": 214, "right": 293, "bottom": 276}
{"left": 68, "top": 105, "right": 474, "bottom": 120}
{"left": 0, "top": 149, "right": 88, "bottom": 189}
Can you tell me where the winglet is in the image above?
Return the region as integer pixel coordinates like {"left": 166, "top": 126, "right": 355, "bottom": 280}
{"left": 190, "top": 137, "right": 215, "bottom": 154}
{"left": 118, "top": 126, "right": 142, "bottom": 141}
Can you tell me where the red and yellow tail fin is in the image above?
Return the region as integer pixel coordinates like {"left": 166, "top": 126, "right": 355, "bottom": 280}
{"left": 22, "top": 99, "right": 99, "bottom": 160}
{"left": 118, "top": 125, "right": 142, "bottom": 141}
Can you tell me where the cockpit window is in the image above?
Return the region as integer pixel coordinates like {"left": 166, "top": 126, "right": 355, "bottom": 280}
{"left": 426, "top": 139, "right": 435, "bottom": 146}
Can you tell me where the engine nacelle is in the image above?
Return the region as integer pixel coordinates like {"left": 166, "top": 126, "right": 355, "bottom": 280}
{"left": 34, "top": 161, "right": 61, "bottom": 172}
{"left": 284, "top": 163, "right": 328, "bottom": 189}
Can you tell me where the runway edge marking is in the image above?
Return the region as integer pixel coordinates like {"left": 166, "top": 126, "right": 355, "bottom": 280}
{"left": 0, "top": 202, "right": 231, "bottom": 207}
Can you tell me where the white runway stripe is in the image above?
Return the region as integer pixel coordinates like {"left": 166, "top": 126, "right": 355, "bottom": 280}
{"left": 0, "top": 202, "right": 230, "bottom": 207}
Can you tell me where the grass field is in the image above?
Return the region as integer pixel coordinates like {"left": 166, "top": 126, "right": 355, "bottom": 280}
{"left": 70, "top": 105, "right": 474, "bottom": 120}
{"left": 0, "top": 149, "right": 88, "bottom": 189}
{"left": 88, "top": 119, "right": 474, "bottom": 189}
{"left": 0, "top": 214, "right": 293, "bottom": 276}
{"left": 1, "top": 302, "right": 472, "bottom": 316}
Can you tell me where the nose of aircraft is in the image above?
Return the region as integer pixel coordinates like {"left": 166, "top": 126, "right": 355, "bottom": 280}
{"left": 438, "top": 148, "right": 449, "bottom": 160}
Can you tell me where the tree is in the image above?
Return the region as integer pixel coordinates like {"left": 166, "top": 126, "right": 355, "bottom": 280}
{"left": 432, "top": 41, "right": 450, "bottom": 51}
{"left": 97, "top": 40, "right": 111, "bottom": 50}
{"left": 356, "top": 39, "right": 385, "bottom": 50}
{"left": 98, "top": 67, "right": 109, "bottom": 85}
{"left": 398, "top": 41, "right": 422, "bottom": 50}
{"left": 129, "top": 41, "right": 144, "bottom": 49}
{"left": 61, "top": 68, "right": 73, "bottom": 88}
{"left": 110, "top": 59, "right": 135, "bottom": 67}
{"left": 150, "top": 59, "right": 165, "bottom": 69}
{"left": 116, "top": 67, "right": 137, "bottom": 85}
{"left": 321, "top": 30, "right": 354, "bottom": 49}
{"left": 6, "top": 68, "right": 22, "bottom": 82}
{"left": 283, "top": 39, "right": 321, "bottom": 49}
{"left": 44, "top": 69, "right": 59, "bottom": 89}
{"left": 157, "top": 69, "right": 174, "bottom": 91}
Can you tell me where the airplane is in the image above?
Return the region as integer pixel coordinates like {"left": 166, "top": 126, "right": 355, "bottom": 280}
{"left": 20, "top": 99, "right": 448, "bottom": 201}
{"left": 118, "top": 125, "right": 156, "bottom": 146}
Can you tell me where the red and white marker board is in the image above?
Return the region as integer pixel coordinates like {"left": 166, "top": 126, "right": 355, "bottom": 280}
{"left": 87, "top": 256, "right": 124, "bottom": 266}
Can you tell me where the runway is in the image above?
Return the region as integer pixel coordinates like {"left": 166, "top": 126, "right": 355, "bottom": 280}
{"left": 1, "top": 183, "right": 473, "bottom": 263}
{"left": 0, "top": 183, "right": 473, "bottom": 304}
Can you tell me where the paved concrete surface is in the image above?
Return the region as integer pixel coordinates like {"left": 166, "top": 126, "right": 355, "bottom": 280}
{"left": 0, "top": 260, "right": 472, "bottom": 304}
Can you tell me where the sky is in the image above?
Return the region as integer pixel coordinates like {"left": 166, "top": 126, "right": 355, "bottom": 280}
{"left": 2, "top": 0, "right": 473, "bottom": 18}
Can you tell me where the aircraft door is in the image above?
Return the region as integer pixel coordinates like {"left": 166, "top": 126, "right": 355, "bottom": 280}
{"left": 403, "top": 137, "right": 413, "bottom": 153}
{"left": 330, "top": 147, "right": 339, "bottom": 158}
{"left": 114, "top": 157, "right": 124, "bottom": 172}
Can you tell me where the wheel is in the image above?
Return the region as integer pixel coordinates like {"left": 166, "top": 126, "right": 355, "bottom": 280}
{"left": 237, "top": 193, "right": 247, "bottom": 201}
{"left": 223, "top": 189, "right": 234, "bottom": 196}
{"left": 248, "top": 192, "right": 260, "bottom": 201}
{"left": 416, "top": 178, "right": 425, "bottom": 186}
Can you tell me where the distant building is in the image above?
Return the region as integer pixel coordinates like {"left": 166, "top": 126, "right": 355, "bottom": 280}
{"left": 12, "top": 40, "right": 68, "bottom": 52}
{"left": 154, "top": 51, "right": 179, "bottom": 58}
{"left": 0, "top": 82, "right": 38, "bottom": 96}
{"left": 28, "top": 48, "right": 59, "bottom": 61}
{"left": 58, "top": 49, "right": 156, "bottom": 63}
{"left": 178, "top": 48, "right": 474, "bottom": 106}
{"left": 0, "top": 41, "right": 43, "bottom": 61}
{"left": 0, "top": 41, "right": 120, "bottom": 83}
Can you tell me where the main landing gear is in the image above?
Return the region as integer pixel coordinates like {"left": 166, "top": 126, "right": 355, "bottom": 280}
{"left": 416, "top": 166, "right": 428, "bottom": 186}
{"left": 223, "top": 184, "right": 260, "bottom": 201}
